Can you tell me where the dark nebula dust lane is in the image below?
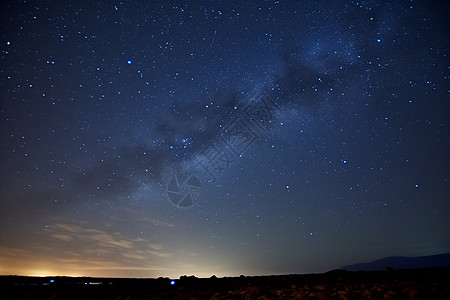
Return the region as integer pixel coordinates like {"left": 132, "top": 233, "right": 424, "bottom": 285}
{"left": 0, "top": 1, "right": 449, "bottom": 278}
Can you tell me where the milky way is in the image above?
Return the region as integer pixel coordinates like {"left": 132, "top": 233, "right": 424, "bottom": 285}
{"left": 1, "top": 1, "right": 449, "bottom": 278}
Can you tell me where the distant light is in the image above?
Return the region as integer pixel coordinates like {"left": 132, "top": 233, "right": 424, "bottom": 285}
{"left": 415, "top": 184, "right": 419, "bottom": 188}
{"left": 377, "top": 39, "right": 381, "bottom": 43}
{"left": 170, "top": 145, "right": 173, "bottom": 149}
{"left": 50, "top": 280, "right": 55, "bottom": 283}
{"left": 127, "top": 60, "right": 132, "bottom": 64}
{"left": 342, "top": 159, "right": 347, "bottom": 164}
{"left": 170, "top": 280, "right": 176, "bottom": 285}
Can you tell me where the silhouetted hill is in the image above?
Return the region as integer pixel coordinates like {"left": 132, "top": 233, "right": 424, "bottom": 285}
{"left": 341, "top": 253, "right": 450, "bottom": 271}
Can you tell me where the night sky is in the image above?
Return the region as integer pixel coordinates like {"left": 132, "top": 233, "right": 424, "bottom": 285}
{"left": 1, "top": 0, "right": 449, "bottom": 278}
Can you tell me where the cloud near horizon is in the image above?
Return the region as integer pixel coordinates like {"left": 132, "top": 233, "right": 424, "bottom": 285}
{"left": 0, "top": 221, "right": 175, "bottom": 277}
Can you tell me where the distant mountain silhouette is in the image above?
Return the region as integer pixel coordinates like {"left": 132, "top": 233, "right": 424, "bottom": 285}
{"left": 341, "top": 253, "right": 450, "bottom": 271}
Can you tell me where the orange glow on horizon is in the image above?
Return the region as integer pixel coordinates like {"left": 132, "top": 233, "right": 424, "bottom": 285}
{"left": 18, "top": 270, "right": 86, "bottom": 278}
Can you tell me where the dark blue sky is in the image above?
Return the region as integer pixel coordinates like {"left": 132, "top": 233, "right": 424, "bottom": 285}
{"left": 1, "top": 0, "right": 449, "bottom": 278}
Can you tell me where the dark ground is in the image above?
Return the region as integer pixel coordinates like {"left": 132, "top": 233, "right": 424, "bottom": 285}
{"left": 2, "top": 267, "right": 450, "bottom": 299}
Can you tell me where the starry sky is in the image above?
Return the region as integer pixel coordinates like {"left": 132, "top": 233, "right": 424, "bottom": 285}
{"left": 1, "top": 0, "right": 449, "bottom": 278}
